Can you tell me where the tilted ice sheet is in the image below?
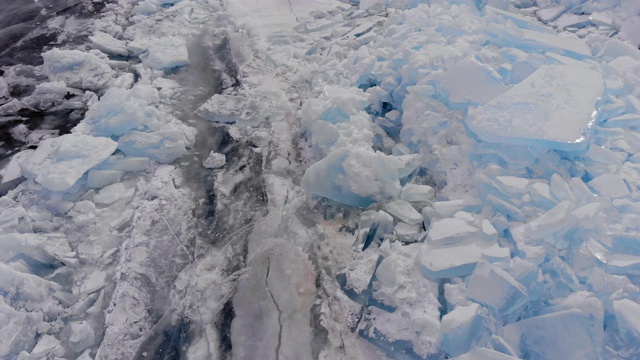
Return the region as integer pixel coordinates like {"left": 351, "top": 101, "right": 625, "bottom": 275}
{"left": 20, "top": 134, "right": 118, "bottom": 192}
{"left": 466, "top": 64, "right": 604, "bottom": 150}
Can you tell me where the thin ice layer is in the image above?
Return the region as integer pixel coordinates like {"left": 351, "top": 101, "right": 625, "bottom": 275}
{"left": 466, "top": 65, "right": 604, "bottom": 150}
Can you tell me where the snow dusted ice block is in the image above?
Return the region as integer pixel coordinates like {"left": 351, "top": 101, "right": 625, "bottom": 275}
{"left": 42, "top": 49, "right": 115, "bottom": 91}
{"left": 466, "top": 65, "right": 604, "bottom": 150}
{"left": 20, "top": 134, "right": 117, "bottom": 192}
{"left": 78, "top": 85, "right": 161, "bottom": 137}
{"left": 301, "top": 147, "right": 417, "bottom": 207}
{"left": 90, "top": 32, "right": 129, "bottom": 57}
{"left": 203, "top": 151, "right": 226, "bottom": 169}
{"left": 196, "top": 94, "right": 248, "bottom": 123}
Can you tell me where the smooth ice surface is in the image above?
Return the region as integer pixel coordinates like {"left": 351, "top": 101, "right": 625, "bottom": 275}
{"left": 613, "top": 299, "right": 640, "bottom": 342}
{"left": 20, "top": 134, "right": 118, "bottom": 191}
{"left": 502, "top": 309, "right": 600, "bottom": 360}
{"left": 42, "top": 49, "right": 115, "bottom": 91}
{"left": 466, "top": 65, "right": 604, "bottom": 150}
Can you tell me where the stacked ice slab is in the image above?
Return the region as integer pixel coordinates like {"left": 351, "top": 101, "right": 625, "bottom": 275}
{"left": 300, "top": 1, "right": 640, "bottom": 358}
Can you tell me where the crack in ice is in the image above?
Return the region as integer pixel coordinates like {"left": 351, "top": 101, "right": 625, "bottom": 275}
{"left": 286, "top": 0, "right": 299, "bottom": 23}
{"left": 265, "top": 256, "right": 283, "bottom": 360}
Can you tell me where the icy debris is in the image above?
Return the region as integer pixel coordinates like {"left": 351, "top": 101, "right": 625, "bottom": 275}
{"left": 203, "top": 151, "right": 226, "bottom": 169}
{"left": 418, "top": 240, "right": 509, "bottom": 279}
{"left": 90, "top": 32, "right": 129, "bottom": 57}
{"left": 196, "top": 94, "right": 248, "bottom": 123}
{"left": 42, "top": 49, "right": 115, "bottom": 91}
{"left": 87, "top": 169, "right": 124, "bottom": 189}
{"left": 20, "top": 134, "right": 118, "bottom": 192}
{"left": 128, "top": 37, "right": 189, "bottom": 70}
{"left": 466, "top": 65, "right": 604, "bottom": 150}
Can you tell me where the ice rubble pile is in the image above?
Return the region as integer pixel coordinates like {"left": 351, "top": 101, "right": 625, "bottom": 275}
{"left": 300, "top": 1, "right": 640, "bottom": 358}
{"left": 0, "top": 1, "right": 201, "bottom": 358}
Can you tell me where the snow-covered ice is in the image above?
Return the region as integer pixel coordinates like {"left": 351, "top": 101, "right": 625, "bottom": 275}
{"left": 42, "top": 49, "right": 115, "bottom": 91}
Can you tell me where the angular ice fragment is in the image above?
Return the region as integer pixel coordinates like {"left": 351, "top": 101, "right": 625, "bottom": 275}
{"left": 20, "top": 134, "right": 118, "bottom": 192}
{"left": 384, "top": 200, "right": 422, "bottom": 225}
{"left": 502, "top": 309, "right": 601, "bottom": 360}
{"left": 436, "top": 58, "right": 508, "bottom": 107}
{"left": 203, "top": 151, "right": 226, "bottom": 169}
{"left": 465, "top": 261, "right": 528, "bottom": 316}
{"left": 42, "top": 49, "right": 115, "bottom": 91}
{"left": 400, "top": 183, "right": 435, "bottom": 202}
{"left": 589, "top": 174, "right": 630, "bottom": 198}
{"left": 27, "top": 334, "right": 65, "bottom": 358}
{"left": 90, "top": 32, "right": 129, "bottom": 57}
{"left": 427, "top": 218, "right": 480, "bottom": 245}
{"left": 196, "top": 94, "right": 248, "bottom": 123}
{"left": 68, "top": 321, "right": 96, "bottom": 353}
{"left": 93, "top": 183, "right": 127, "bottom": 205}
{"left": 418, "top": 241, "right": 509, "bottom": 279}
{"left": 525, "top": 200, "right": 573, "bottom": 241}
{"left": 466, "top": 65, "right": 604, "bottom": 150}
{"left": 0, "top": 149, "right": 34, "bottom": 183}
{"left": 440, "top": 303, "right": 490, "bottom": 357}
{"left": 613, "top": 299, "right": 640, "bottom": 342}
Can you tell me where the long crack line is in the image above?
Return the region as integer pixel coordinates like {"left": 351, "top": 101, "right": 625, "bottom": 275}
{"left": 265, "top": 257, "right": 283, "bottom": 360}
